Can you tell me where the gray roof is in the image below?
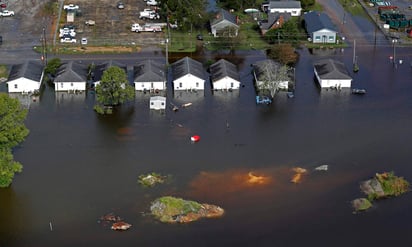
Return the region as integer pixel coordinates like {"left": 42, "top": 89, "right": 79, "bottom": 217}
{"left": 93, "top": 61, "right": 127, "bottom": 82}
{"left": 8, "top": 60, "right": 44, "bottom": 82}
{"left": 211, "top": 9, "right": 238, "bottom": 26}
{"left": 54, "top": 61, "right": 88, "bottom": 82}
{"left": 314, "top": 59, "right": 352, "bottom": 80}
{"left": 171, "top": 56, "right": 204, "bottom": 81}
{"left": 134, "top": 60, "right": 165, "bottom": 82}
{"left": 210, "top": 59, "right": 240, "bottom": 83}
{"left": 304, "top": 11, "right": 337, "bottom": 33}
{"left": 269, "top": 1, "right": 302, "bottom": 9}
{"left": 259, "top": 12, "right": 292, "bottom": 31}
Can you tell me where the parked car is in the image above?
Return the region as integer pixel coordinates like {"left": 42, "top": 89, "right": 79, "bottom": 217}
{"left": 60, "top": 37, "right": 77, "bottom": 43}
{"left": 63, "top": 4, "right": 79, "bottom": 11}
{"left": 81, "top": 37, "right": 88, "bottom": 45}
{"left": 85, "top": 20, "right": 95, "bottom": 26}
{"left": 146, "top": 0, "right": 159, "bottom": 6}
{"left": 117, "top": 2, "right": 125, "bottom": 9}
{"left": 196, "top": 34, "right": 203, "bottom": 41}
{"left": 0, "top": 10, "right": 14, "bottom": 17}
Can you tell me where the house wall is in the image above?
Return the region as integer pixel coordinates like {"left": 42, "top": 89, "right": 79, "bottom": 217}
{"left": 135, "top": 81, "right": 165, "bottom": 91}
{"left": 213, "top": 77, "right": 240, "bottom": 90}
{"left": 211, "top": 21, "right": 239, "bottom": 37}
{"left": 7, "top": 78, "right": 41, "bottom": 93}
{"left": 311, "top": 29, "right": 336, "bottom": 43}
{"left": 173, "top": 74, "right": 204, "bottom": 91}
{"left": 270, "top": 8, "right": 301, "bottom": 16}
{"left": 149, "top": 99, "right": 166, "bottom": 110}
{"left": 55, "top": 81, "right": 86, "bottom": 91}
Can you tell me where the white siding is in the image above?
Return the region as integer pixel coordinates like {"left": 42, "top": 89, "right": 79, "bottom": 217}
{"left": 135, "top": 81, "right": 166, "bottom": 91}
{"left": 173, "top": 74, "right": 204, "bottom": 91}
{"left": 213, "top": 76, "right": 240, "bottom": 90}
{"left": 150, "top": 96, "right": 166, "bottom": 110}
{"left": 55, "top": 81, "right": 86, "bottom": 92}
{"left": 314, "top": 69, "right": 351, "bottom": 88}
{"left": 312, "top": 29, "right": 336, "bottom": 43}
{"left": 7, "top": 77, "right": 42, "bottom": 93}
{"left": 269, "top": 8, "right": 302, "bottom": 16}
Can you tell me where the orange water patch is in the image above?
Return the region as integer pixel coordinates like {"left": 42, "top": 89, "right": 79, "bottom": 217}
{"left": 117, "top": 127, "right": 134, "bottom": 135}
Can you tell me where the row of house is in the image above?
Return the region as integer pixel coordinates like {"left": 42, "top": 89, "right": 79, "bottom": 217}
{"left": 6, "top": 57, "right": 243, "bottom": 94}
{"left": 6, "top": 57, "right": 353, "bottom": 96}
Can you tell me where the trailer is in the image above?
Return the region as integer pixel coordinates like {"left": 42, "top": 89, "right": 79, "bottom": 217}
{"left": 131, "top": 23, "right": 162, "bottom": 32}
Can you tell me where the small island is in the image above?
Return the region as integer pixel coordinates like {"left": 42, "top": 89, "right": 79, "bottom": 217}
{"left": 352, "top": 172, "right": 410, "bottom": 212}
{"left": 138, "top": 172, "right": 168, "bottom": 187}
{"left": 150, "top": 196, "right": 224, "bottom": 223}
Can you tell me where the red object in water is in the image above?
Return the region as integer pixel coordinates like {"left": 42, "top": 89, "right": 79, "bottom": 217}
{"left": 191, "top": 135, "right": 200, "bottom": 142}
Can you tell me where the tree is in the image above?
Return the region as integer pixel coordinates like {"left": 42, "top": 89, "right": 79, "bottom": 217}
{"left": 267, "top": 43, "right": 299, "bottom": 66}
{"left": 94, "top": 66, "right": 135, "bottom": 114}
{"left": 265, "top": 20, "right": 300, "bottom": 44}
{"left": 44, "top": 57, "right": 62, "bottom": 76}
{"left": 254, "top": 60, "right": 290, "bottom": 98}
{"left": 0, "top": 93, "right": 29, "bottom": 188}
{"left": 161, "top": 0, "right": 208, "bottom": 31}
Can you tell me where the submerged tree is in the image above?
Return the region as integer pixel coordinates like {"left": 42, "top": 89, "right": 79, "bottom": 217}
{"left": 254, "top": 60, "right": 290, "bottom": 98}
{"left": 0, "top": 93, "right": 29, "bottom": 187}
{"left": 267, "top": 43, "right": 299, "bottom": 66}
{"left": 94, "top": 66, "right": 135, "bottom": 114}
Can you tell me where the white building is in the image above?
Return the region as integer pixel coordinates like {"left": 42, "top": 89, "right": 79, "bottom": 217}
{"left": 210, "top": 9, "right": 239, "bottom": 37}
{"left": 7, "top": 61, "right": 44, "bottom": 93}
{"left": 267, "top": 1, "right": 302, "bottom": 17}
{"left": 304, "top": 11, "right": 337, "bottom": 44}
{"left": 210, "top": 59, "right": 240, "bottom": 90}
{"left": 54, "top": 61, "right": 88, "bottom": 92}
{"left": 313, "top": 59, "right": 352, "bottom": 88}
{"left": 171, "top": 57, "right": 205, "bottom": 91}
{"left": 134, "top": 60, "right": 166, "bottom": 92}
{"left": 149, "top": 96, "right": 166, "bottom": 110}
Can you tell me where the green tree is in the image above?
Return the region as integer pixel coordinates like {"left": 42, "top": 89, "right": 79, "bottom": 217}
{"left": 301, "top": 0, "right": 315, "bottom": 9}
{"left": 0, "top": 93, "right": 29, "bottom": 188}
{"left": 265, "top": 20, "right": 300, "bottom": 44}
{"left": 44, "top": 57, "right": 62, "bottom": 76}
{"left": 95, "top": 66, "right": 135, "bottom": 113}
{"left": 161, "top": 0, "right": 208, "bottom": 31}
{"left": 267, "top": 43, "right": 299, "bottom": 66}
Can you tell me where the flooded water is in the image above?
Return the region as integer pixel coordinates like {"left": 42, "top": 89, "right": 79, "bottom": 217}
{"left": 1, "top": 44, "right": 412, "bottom": 247}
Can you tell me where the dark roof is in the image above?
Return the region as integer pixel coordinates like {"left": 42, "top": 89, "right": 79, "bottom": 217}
{"left": 269, "top": 1, "right": 302, "bottom": 9}
{"left": 93, "top": 61, "right": 127, "bottom": 82}
{"left": 259, "top": 12, "right": 292, "bottom": 31}
{"left": 314, "top": 59, "right": 352, "bottom": 80}
{"left": 8, "top": 60, "right": 44, "bottom": 82}
{"left": 54, "top": 61, "right": 88, "bottom": 82}
{"left": 210, "top": 59, "right": 240, "bottom": 83}
{"left": 304, "top": 11, "right": 337, "bottom": 33}
{"left": 211, "top": 9, "right": 238, "bottom": 26}
{"left": 171, "top": 56, "right": 204, "bottom": 80}
{"left": 134, "top": 60, "right": 166, "bottom": 82}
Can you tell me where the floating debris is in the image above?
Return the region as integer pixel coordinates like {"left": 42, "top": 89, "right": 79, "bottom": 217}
{"left": 247, "top": 172, "right": 269, "bottom": 185}
{"left": 138, "top": 172, "right": 167, "bottom": 187}
{"left": 150, "top": 196, "right": 224, "bottom": 223}
{"left": 352, "top": 198, "right": 372, "bottom": 212}
{"left": 99, "top": 212, "right": 122, "bottom": 223}
{"left": 111, "top": 221, "right": 132, "bottom": 231}
{"left": 182, "top": 102, "right": 192, "bottom": 108}
{"left": 291, "top": 167, "right": 307, "bottom": 184}
{"left": 190, "top": 135, "right": 200, "bottom": 142}
{"left": 314, "top": 165, "right": 328, "bottom": 171}
{"left": 361, "top": 171, "right": 410, "bottom": 200}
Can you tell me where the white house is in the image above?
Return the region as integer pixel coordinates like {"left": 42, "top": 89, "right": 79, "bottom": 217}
{"left": 54, "top": 61, "right": 88, "bottom": 92}
{"left": 134, "top": 60, "right": 166, "bottom": 92}
{"left": 171, "top": 57, "right": 205, "bottom": 91}
{"left": 313, "top": 59, "right": 352, "bottom": 88}
{"left": 304, "top": 11, "right": 337, "bottom": 44}
{"left": 210, "top": 59, "right": 240, "bottom": 90}
{"left": 210, "top": 9, "right": 239, "bottom": 37}
{"left": 7, "top": 60, "right": 44, "bottom": 93}
{"left": 267, "top": 1, "right": 302, "bottom": 16}
{"left": 149, "top": 96, "right": 166, "bottom": 110}
{"left": 253, "top": 59, "right": 289, "bottom": 90}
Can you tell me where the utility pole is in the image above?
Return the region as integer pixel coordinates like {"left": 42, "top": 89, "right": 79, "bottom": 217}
{"left": 43, "top": 27, "right": 48, "bottom": 65}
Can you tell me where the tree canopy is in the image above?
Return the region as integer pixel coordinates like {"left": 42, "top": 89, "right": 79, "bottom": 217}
{"left": 161, "top": 0, "right": 208, "bottom": 31}
{"left": 94, "top": 66, "right": 135, "bottom": 114}
{"left": 254, "top": 60, "right": 291, "bottom": 98}
{"left": 267, "top": 43, "right": 299, "bottom": 66}
{"left": 0, "top": 93, "right": 29, "bottom": 188}
{"left": 265, "top": 20, "right": 301, "bottom": 44}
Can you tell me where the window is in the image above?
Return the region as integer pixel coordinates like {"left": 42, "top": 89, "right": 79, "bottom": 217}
{"left": 315, "top": 36, "right": 321, "bottom": 40}
{"left": 70, "top": 83, "right": 73, "bottom": 87}
{"left": 14, "top": 84, "right": 18, "bottom": 89}
{"left": 61, "top": 83, "right": 64, "bottom": 88}
{"left": 161, "top": 102, "right": 165, "bottom": 106}
{"left": 196, "top": 82, "right": 199, "bottom": 87}
{"left": 150, "top": 102, "right": 154, "bottom": 105}
{"left": 230, "top": 82, "right": 234, "bottom": 88}
{"left": 179, "top": 82, "right": 182, "bottom": 87}
{"left": 329, "top": 36, "right": 334, "bottom": 41}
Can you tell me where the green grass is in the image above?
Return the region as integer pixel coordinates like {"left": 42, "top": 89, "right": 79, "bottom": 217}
{"left": 305, "top": 2, "right": 324, "bottom": 11}
{"left": 167, "top": 31, "right": 197, "bottom": 52}
{"left": 338, "top": 0, "right": 368, "bottom": 17}
{"left": 0, "top": 65, "right": 8, "bottom": 79}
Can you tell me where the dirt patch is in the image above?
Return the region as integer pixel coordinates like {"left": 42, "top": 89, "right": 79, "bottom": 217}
{"left": 64, "top": 45, "right": 140, "bottom": 53}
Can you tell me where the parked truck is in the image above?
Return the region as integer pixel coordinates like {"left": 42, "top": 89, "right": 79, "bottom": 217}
{"left": 131, "top": 23, "right": 162, "bottom": 32}
{"left": 139, "top": 9, "right": 160, "bottom": 20}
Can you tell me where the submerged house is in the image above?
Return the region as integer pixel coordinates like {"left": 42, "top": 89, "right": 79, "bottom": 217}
{"left": 313, "top": 59, "right": 352, "bottom": 88}
{"left": 209, "top": 59, "right": 241, "bottom": 90}
{"left": 210, "top": 9, "right": 239, "bottom": 37}
{"left": 149, "top": 96, "right": 166, "bottom": 110}
{"left": 53, "top": 61, "right": 88, "bottom": 92}
{"left": 134, "top": 60, "right": 166, "bottom": 92}
{"left": 304, "top": 11, "right": 337, "bottom": 44}
{"left": 6, "top": 60, "right": 44, "bottom": 93}
{"left": 171, "top": 57, "right": 205, "bottom": 91}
